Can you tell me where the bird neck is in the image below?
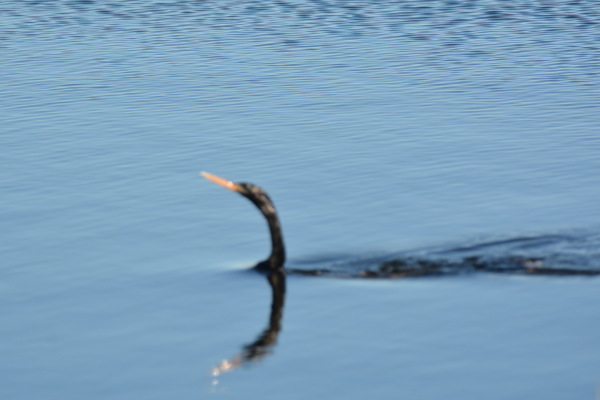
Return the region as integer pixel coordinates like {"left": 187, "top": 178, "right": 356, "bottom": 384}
{"left": 266, "top": 212, "right": 286, "bottom": 268}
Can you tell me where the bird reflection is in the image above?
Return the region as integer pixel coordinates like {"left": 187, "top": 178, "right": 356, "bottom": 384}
{"left": 211, "top": 269, "right": 286, "bottom": 377}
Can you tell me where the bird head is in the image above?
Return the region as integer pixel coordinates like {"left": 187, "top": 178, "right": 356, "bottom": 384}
{"left": 201, "top": 172, "right": 277, "bottom": 216}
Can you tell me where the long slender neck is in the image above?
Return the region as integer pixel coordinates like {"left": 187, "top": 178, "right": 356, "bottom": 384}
{"left": 243, "top": 186, "right": 286, "bottom": 273}
{"left": 265, "top": 211, "right": 285, "bottom": 269}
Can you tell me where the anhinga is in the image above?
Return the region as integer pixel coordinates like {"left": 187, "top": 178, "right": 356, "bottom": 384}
{"left": 201, "top": 171, "right": 286, "bottom": 274}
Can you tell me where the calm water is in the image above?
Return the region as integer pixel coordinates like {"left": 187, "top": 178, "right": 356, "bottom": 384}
{"left": 2, "top": 1, "right": 600, "bottom": 399}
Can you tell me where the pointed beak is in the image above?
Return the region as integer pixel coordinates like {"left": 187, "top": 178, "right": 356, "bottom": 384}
{"left": 201, "top": 171, "right": 242, "bottom": 192}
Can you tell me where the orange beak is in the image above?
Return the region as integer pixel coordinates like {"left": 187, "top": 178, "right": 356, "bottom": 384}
{"left": 201, "top": 171, "right": 242, "bottom": 192}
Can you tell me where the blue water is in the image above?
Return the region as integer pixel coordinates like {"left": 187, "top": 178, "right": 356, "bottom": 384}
{"left": 1, "top": 1, "right": 600, "bottom": 399}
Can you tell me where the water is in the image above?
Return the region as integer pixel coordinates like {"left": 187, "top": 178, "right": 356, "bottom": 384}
{"left": 1, "top": 1, "right": 600, "bottom": 398}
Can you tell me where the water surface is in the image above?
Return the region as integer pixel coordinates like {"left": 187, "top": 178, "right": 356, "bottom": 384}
{"left": 1, "top": 1, "right": 599, "bottom": 399}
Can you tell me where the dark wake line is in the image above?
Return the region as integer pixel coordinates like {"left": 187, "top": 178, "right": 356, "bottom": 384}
{"left": 289, "top": 234, "right": 600, "bottom": 279}
{"left": 290, "top": 256, "right": 600, "bottom": 278}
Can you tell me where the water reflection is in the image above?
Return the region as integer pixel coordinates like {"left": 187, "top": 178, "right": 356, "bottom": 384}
{"left": 211, "top": 270, "right": 286, "bottom": 379}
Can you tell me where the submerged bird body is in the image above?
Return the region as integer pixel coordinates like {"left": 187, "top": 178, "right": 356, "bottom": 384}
{"left": 202, "top": 172, "right": 286, "bottom": 276}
